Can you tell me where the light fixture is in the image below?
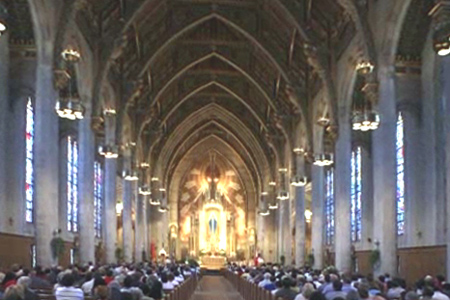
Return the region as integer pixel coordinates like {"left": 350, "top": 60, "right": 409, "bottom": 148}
{"left": 261, "top": 191, "right": 268, "bottom": 196}
{"left": 313, "top": 153, "right": 334, "bottom": 167}
{"left": 61, "top": 48, "right": 81, "bottom": 63}
{"left": 98, "top": 145, "right": 119, "bottom": 158}
{"left": 116, "top": 202, "right": 123, "bottom": 215}
{"left": 149, "top": 198, "right": 161, "bottom": 206}
{"left": 151, "top": 177, "right": 159, "bottom": 182}
{"left": 123, "top": 170, "right": 139, "bottom": 181}
{"left": 352, "top": 111, "right": 380, "bottom": 132}
{"left": 258, "top": 210, "right": 270, "bottom": 216}
{"left": 269, "top": 203, "right": 279, "bottom": 210}
{"left": 159, "top": 188, "right": 166, "bottom": 192}
{"left": 139, "top": 185, "right": 151, "bottom": 196}
{"left": 0, "top": 4, "right": 7, "bottom": 36}
{"left": 104, "top": 108, "right": 117, "bottom": 115}
{"left": 291, "top": 176, "right": 307, "bottom": 187}
{"left": 278, "top": 168, "right": 288, "bottom": 173}
{"left": 317, "top": 116, "right": 330, "bottom": 127}
{"left": 269, "top": 181, "right": 276, "bottom": 186}
{"left": 432, "top": 22, "right": 450, "bottom": 56}
{"left": 158, "top": 205, "right": 169, "bottom": 213}
{"left": 55, "top": 96, "right": 85, "bottom": 120}
{"left": 140, "top": 162, "right": 150, "bottom": 168}
{"left": 293, "top": 147, "right": 305, "bottom": 154}
{"left": 277, "top": 191, "right": 289, "bottom": 200}
{"left": 305, "top": 209, "right": 312, "bottom": 223}
{"left": 356, "top": 61, "right": 374, "bottom": 75}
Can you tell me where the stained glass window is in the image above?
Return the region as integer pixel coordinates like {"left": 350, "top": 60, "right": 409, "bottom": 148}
{"left": 31, "top": 245, "right": 36, "bottom": 268}
{"left": 351, "top": 147, "right": 362, "bottom": 242}
{"left": 396, "top": 113, "right": 405, "bottom": 235}
{"left": 94, "top": 161, "right": 103, "bottom": 238}
{"left": 325, "top": 168, "right": 335, "bottom": 245}
{"left": 67, "top": 136, "right": 79, "bottom": 232}
{"left": 25, "top": 98, "right": 35, "bottom": 223}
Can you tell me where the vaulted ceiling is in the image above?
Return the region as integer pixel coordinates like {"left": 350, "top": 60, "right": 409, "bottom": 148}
{"left": 73, "top": 0, "right": 354, "bottom": 192}
{"left": 6, "top": 0, "right": 357, "bottom": 196}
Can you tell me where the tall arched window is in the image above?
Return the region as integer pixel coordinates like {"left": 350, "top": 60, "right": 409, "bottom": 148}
{"left": 325, "top": 168, "right": 335, "bottom": 245}
{"left": 25, "top": 98, "right": 34, "bottom": 223}
{"left": 67, "top": 136, "right": 79, "bottom": 232}
{"left": 396, "top": 113, "right": 405, "bottom": 235}
{"left": 351, "top": 147, "right": 362, "bottom": 242}
{"left": 94, "top": 161, "right": 103, "bottom": 238}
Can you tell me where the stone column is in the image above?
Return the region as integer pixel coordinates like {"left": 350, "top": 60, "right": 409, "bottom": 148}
{"left": 372, "top": 65, "right": 397, "bottom": 275}
{"left": 0, "top": 32, "right": 8, "bottom": 232}
{"left": 361, "top": 146, "right": 374, "bottom": 251}
{"left": 122, "top": 175, "right": 133, "bottom": 262}
{"left": 78, "top": 105, "right": 95, "bottom": 264}
{"left": 335, "top": 111, "right": 352, "bottom": 272}
{"left": 311, "top": 164, "right": 324, "bottom": 269}
{"left": 395, "top": 66, "right": 424, "bottom": 247}
{"left": 279, "top": 170, "right": 292, "bottom": 264}
{"left": 134, "top": 185, "right": 143, "bottom": 262}
{"left": 104, "top": 114, "right": 117, "bottom": 263}
{"left": 442, "top": 56, "right": 450, "bottom": 279}
{"left": 34, "top": 56, "right": 60, "bottom": 267}
{"left": 294, "top": 155, "right": 306, "bottom": 267}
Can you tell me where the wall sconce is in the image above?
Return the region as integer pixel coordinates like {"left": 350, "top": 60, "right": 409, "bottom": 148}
{"left": 123, "top": 169, "right": 139, "bottom": 181}
{"left": 313, "top": 153, "right": 334, "bottom": 166}
{"left": 139, "top": 185, "right": 151, "bottom": 196}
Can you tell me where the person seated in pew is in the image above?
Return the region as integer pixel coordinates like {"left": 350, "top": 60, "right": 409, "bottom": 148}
{"left": 3, "top": 284, "right": 24, "bottom": 300}
{"left": 160, "top": 273, "right": 173, "bottom": 291}
{"left": 55, "top": 273, "right": 84, "bottom": 300}
{"left": 173, "top": 271, "right": 183, "bottom": 284}
{"left": 274, "top": 277, "right": 298, "bottom": 300}
{"left": 17, "top": 276, "right": 39, "bottom": 300}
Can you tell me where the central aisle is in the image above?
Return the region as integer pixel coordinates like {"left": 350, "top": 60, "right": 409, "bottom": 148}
{"left": 190, "top": 275, "right": 244, "bottom": 300}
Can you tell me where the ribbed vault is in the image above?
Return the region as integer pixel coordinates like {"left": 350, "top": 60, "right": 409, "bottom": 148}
{"left": 75, "top": 0, "right": 354, "bottom": 225}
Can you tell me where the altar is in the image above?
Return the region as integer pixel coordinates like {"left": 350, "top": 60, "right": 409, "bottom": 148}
{"left": 200, "top": 255, "right": 226, "bottom": 270}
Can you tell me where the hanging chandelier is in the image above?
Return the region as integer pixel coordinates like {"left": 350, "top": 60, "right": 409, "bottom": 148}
{"left": 98, "top": 145, "right": 119, "bottom": 158}
{"left": 158, "top": 205, "right": 169, "bottom": 213}
{"left": 55, "top": 96, "right": 85, "bottom": 120}
{"left": 352, "top": 110, "right": 380, "bottom": 131}
{"left": 268, "top": 203, "right": 279, "bottom": 210}
{"left": 56, "top": 48, "right": 85, "bottom": 120}
{"left": 139, "top": 185, "right": 151, "bottom": 196}
{"left": 431, "top": 3, "right": 450, "bottom": 57}
{"left": 149, "top": 198, "right": 161, "bottom": 206}
{"left": 0, "top": 4, "right": 7, "bottom": 37}
{"left": 291, "top": 175, "right": 307, "bottom": 187}
{"left": 123, "top": 169, "right": 139, "bottom": 181}
{"left": 258, "top": 210, "right": 270, "bottom": 216}
{"left": 313, "top": 153, "right": 333, "bottom": 167}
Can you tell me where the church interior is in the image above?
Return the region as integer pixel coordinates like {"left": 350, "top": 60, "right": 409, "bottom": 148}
{"left": 1, "top": 0, "right": 450, "bottom": 297}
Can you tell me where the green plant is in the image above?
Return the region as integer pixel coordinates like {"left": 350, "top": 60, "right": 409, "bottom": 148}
{"left": 50, "top": 237, "right": 65, "bottom": 259}
{"left": 370, "top": 249, "right": 380, "bottom": 267}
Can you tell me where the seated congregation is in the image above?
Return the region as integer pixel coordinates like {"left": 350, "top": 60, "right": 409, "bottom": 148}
{"left": 226, "top": 264, "right": 450, "bottom": 300}
{"left": 0, "top": 263, "right": 197, "bottom": 300}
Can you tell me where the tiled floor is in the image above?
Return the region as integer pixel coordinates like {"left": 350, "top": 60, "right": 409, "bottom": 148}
{"left": 190, "top": 275, "right": 244, "bottom": 300}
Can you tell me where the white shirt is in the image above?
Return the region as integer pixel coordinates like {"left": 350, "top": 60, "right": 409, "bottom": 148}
{"left": 295, "top": 294, "right": 308, "bottom": 300}
{"left": 81, "top": 279, "right": 94, "bottom": 295}
{"left": 55, "top": 286, "right": 84, "bottom": 300}
{"left": 162, "top": 282, "right": 174, "bottom": 290}
{"left": 434, "top": 291, "right": 450, "bottom": 300}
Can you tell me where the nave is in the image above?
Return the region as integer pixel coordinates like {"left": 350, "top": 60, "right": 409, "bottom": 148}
{"left": 1, "top": 0, "right": 450, "bottom": 288}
